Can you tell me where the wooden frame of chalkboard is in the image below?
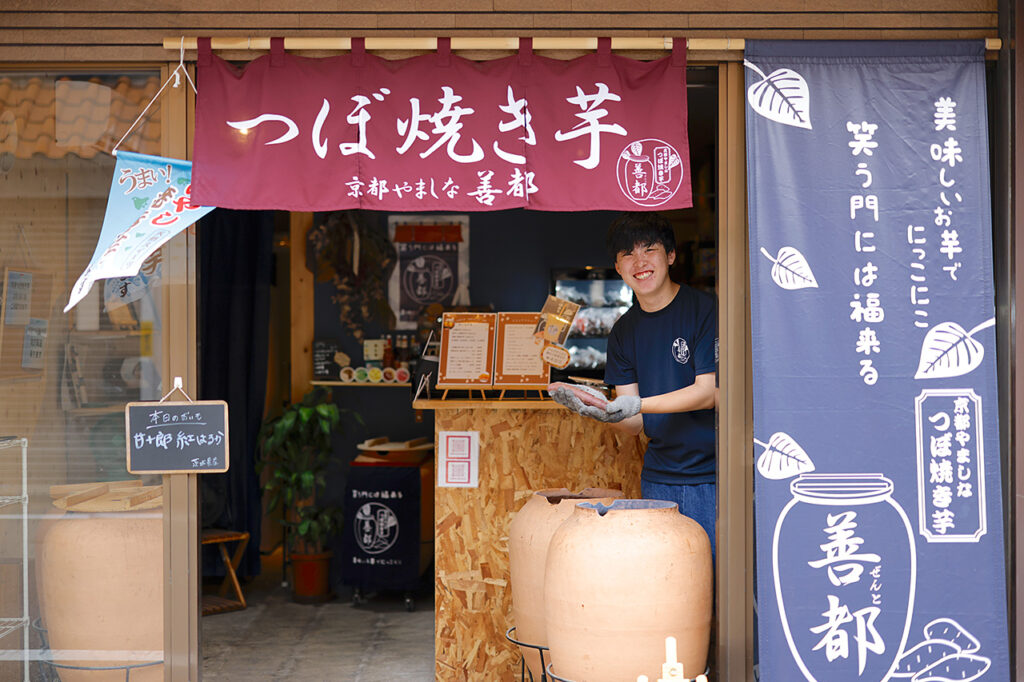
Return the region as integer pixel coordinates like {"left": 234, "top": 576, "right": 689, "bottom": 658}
{"left": 125, "top": 400, "right": 230, "bottom": 474}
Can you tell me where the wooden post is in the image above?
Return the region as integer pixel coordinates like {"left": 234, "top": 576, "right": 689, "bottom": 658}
{"left": 161, "top": 62, "right": 200, "bottom": 682}
{"left": 716, "top": 60, "right": 754, "bottom": 682}
{"left": 289, "top": 213, "right": 315, "bottom": 404}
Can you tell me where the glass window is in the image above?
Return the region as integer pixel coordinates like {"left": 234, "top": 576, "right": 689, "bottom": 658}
{"left": 0, "top": 69, "right": 167, "bottom": 681}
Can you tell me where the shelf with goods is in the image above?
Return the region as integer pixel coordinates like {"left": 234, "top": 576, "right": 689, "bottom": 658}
{"left": 552, "top": 267, "right": 631, "bottom": 382}
{"left": 312, "top": 380, "right": 411, "bottom": 388}
{"left": 0, "top": 436, "right": 29, "bottom": 681}
{"left": 62, "top": 318, "right": 159, "bottom": 482}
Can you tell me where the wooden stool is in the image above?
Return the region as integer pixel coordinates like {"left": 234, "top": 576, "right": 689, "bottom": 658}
{"left": 201, "top": 528, "right": 249, "bottom": 616}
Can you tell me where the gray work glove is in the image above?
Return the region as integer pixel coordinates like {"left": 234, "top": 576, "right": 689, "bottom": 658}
{"left": 579, "top": 395, "right": 642, "bottom": 423}
{"left": 548, "top": 383, "right": 608, "bottom": 415}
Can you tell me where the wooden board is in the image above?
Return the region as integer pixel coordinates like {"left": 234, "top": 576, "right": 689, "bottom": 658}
{"left": 432, "top": 406, "right": 644, "bottom": 681}
{"left": 357, "top": 436, "right": 433, "bottom": 464}
{"left": 48, "top": 479, "right": 142, "bottom": 499}
{"left": 0, "top": 8, "right": 999, "bottom": 63}
{"left": 357, "top": 436, "right": 432, "bottom": 452}
{"left": 51, "top": 484, "right": 163, "bottom": 512}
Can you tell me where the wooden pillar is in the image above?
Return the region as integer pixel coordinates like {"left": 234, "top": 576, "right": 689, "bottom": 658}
{"left": 289, "top": 213, "right": 314, "bottom": 404}
{"left": 161, "top": 63, "right": 200, "bottom": 682}
{"left": 716, "top": 60, "right": 755, "bottom": 682}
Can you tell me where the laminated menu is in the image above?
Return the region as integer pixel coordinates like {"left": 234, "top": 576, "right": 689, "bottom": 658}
{"left": 493, "top": 313, "right": 549, "bottom": 389}
{"left": 436, "top": 312, "right": 496, "bottom": 388}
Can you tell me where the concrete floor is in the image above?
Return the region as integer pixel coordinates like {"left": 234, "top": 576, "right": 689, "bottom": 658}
{"left": 201, "top": 554, "right": 435, "bottom": 681}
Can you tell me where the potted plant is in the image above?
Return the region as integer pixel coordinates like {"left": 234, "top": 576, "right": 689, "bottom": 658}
{"left": 258, "top": 386, "right": 351, "bottom": 603}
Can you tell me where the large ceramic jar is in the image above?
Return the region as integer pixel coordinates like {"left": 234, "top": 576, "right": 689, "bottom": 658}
{"left": 544, "top": 499, "right": 712, "bottom": 682}
{"left": 37, "top": 511, "right": 163, "bottom": 682}
{"left": 773, "top": 473, "right": 916, "bottom": 682}
{"left": 508, "top": 487, "right": 622, "bottom": 679}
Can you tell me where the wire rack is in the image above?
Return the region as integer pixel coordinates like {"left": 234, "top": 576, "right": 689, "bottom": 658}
{"left": 505, "top": 626, "right": 551, "bottom": 682}
{"left": 31, "top": 619, "right": 163, "bottom": 682}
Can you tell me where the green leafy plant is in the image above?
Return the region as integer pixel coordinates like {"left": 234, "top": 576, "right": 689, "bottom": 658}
{"left": 257, "top": 387, "right": 354, "bottom": 555}
{"left": 287, "top": 504, "right": 344, "bottom": 556}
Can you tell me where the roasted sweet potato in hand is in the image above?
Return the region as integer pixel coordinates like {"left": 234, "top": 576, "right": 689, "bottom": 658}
{"left": 547, "top": 381, "right": 608, "bottom": 409}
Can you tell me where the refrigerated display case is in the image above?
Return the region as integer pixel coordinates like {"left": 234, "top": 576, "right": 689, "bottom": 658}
{"left": 551, "top": 267, "right": 633, "bottom": 381}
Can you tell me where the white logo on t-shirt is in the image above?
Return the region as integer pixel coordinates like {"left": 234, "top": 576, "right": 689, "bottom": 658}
{"left": 672, "top": 338, "right": 690, "bottom": 365}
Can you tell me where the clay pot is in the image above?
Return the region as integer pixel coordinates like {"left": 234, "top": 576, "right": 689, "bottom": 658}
{"left": 544, "top": 499, "right": 712, "bottom": 682}
{"left": 37, "top": 511, "right": 163, "bottom": 682}
{"left": 508, "top": 487, "right": 622, "bottom": 679}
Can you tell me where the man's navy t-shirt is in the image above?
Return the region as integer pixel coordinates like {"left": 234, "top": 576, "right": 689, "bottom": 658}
{"left": 604, "top": 284, "right": 717, "bottom": 484}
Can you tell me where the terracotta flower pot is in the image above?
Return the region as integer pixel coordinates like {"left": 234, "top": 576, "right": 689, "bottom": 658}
{"left": 291, "top": 550, "right": 334, "bottom": 603}
{"left": 544, "top": 499, "right": 712, "bottom": 682}
{"left": 508, "top": 487, "right": 622, "bottom": 679}
{"left": 37, "top": 511, "right": 163, "bottom": 682}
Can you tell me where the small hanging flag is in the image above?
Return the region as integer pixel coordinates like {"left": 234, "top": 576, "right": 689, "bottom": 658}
{"left": 65, "top": 151, "right": 214, "bottom": 313}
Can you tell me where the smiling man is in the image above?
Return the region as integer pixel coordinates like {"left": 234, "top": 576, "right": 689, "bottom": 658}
{"left": 550, "top": 211, "right": 719, "bottom": 554}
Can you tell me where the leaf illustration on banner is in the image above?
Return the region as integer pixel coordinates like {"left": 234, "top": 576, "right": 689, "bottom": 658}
{"left": 744, "top": 60, "right": 812, "bottom": 130}
{"left": 914, "top": 318, "right": 996, "bottom": 380}
{"left": 759, "top": 246, "right": 818, "bottom": 290}
{"left": 754, "top": 432, "right": 815, "bottom": 480}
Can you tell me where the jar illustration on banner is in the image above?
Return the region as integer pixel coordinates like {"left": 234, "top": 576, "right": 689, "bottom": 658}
{"left": 617, "top": 139, "right": 684, "bottom": 207}
{"left": 619, "top": 142, "right": 655, "bottom": 204}
{"left": 773, "top": 473, "right": 916, "bottom": 682}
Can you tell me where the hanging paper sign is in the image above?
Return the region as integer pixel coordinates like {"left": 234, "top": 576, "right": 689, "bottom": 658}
{"left": 20, "top": 318, "right": 46, "bottom": 370}
{"left": 746, "top": 41, "right": 1009, "bottom": 680}
{"left": 192, "top": 38, "right": 691, "bottom": 212}
{"left": 3, "top": 271, "right": 32, "bottom": 326}
{"left": 64, "top": 151, "right": 214, "bottom": 313}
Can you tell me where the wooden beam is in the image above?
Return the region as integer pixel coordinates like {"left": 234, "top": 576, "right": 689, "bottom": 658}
{"left": 162, "top": 35, "right": 1000, "bottom": 56}
{"left": 289, "top": 213, "right": 314, "bottom": 404}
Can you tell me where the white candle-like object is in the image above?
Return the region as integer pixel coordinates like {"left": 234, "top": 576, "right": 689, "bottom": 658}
{"left": 661, "top": 635, "right": 685, "bottom": 679}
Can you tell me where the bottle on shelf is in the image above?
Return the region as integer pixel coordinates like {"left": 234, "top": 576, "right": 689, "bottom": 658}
{"left": 401, "top": 333, "right": 413, "bottom": 366}
{"left": 383, "top": 335, "right": 394, "bottom": 368}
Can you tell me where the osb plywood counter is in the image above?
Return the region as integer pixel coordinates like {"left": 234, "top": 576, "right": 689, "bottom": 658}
{"left": 414, "top": 398, "right": 643, "bottom": 681}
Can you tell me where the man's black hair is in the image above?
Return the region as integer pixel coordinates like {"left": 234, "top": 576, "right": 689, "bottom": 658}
{"left": 606, "top": 212, "right": 676, "bottom": 260}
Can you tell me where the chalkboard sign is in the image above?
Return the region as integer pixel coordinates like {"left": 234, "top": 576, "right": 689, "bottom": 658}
{"left": 312, "top": 339, "right": 341, "bottom": 379}
{"left": 125, "top": 400, "right": 229, "bottom": 474}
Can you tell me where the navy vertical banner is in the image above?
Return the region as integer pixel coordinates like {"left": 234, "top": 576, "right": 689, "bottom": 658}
{"left": 746, "top": 41, "right": 1008, "bottom": 681}
{"left": 340, "top": 464, "right": 421, "bottom": 591}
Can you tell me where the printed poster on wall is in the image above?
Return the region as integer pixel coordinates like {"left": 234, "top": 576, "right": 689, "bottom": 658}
{"left": 438, "top": 430, "right": 479, "bottom": 488}
{"left": 192, "top": 37, "right": 691, "bottom": 213}
{"left": 746, "top": 41, "right": 1009, "bottom": 681}
{"left": 387, "top": 215, "right": 470, "bottom": 329}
